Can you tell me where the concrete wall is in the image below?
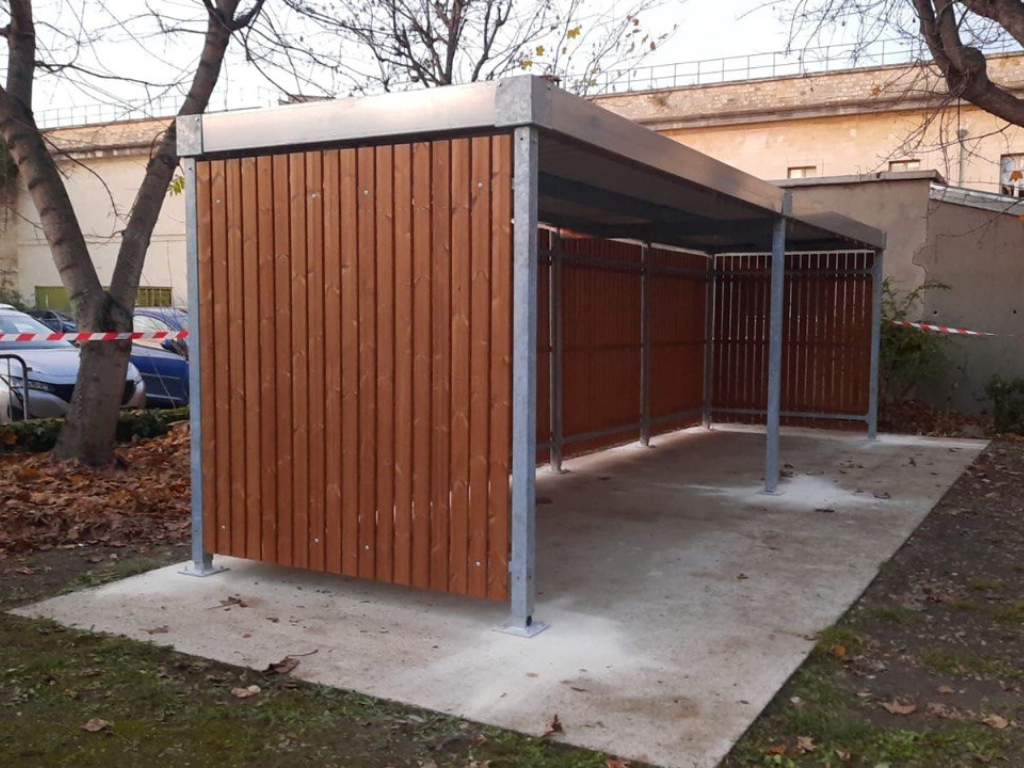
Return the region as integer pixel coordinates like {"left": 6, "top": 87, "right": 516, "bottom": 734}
{"left": 916, "top": 199, "right": 1024, "bottom": 411}
{"left": 788, "top": 176, "right": 1024, "bottom": 412}
{"left": 596, "top": 55, "right": 1024, "bottom": 195}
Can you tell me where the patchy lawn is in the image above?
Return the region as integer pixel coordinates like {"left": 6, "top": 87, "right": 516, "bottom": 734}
{"left": 721, "top": 438, "right": 1024, "bottom": 767}
{"left": 2, "top": 422, "right": 1022, "bottom": 767}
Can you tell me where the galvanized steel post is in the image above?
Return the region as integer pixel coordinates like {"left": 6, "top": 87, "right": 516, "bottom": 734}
{"left": 181, "top": 157, "right": 225, "bottom": 577}
{"left": 703, "top": 255, "right": 716, "bottom": 429}
{"left": 549, "top": 229, "right": 564, "bottom": 473}
{"left": 506, "top": 126, "right": 546, "bottom": 635}
{"left": 867, "top": 249, "right": 884, "bottom": 440}
{"left": 640, "top": 243, "right": 652, "bottom": 446}
{"left": 764, "top": 203, "right": 789, "bottom": 495}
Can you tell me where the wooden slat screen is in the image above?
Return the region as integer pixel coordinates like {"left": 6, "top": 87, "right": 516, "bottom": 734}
{"left": 649, "top": 247, "right": 706, "bottom": 436}
{"left": 710, "top": 251, "right": 874, "bottom": 425}
{"left": 196, "top": 135, "right": 513, "bottom": 600}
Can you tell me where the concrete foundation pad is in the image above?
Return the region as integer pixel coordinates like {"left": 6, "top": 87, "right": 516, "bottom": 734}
{"left": 15, "top": 426, "right": 985, "bottom": 768}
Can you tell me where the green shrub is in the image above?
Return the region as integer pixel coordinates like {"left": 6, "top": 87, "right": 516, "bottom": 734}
{"left": 987, "top": 376, "right": 1024, "bottom": 434}
{"left": 880, "top": 278, "right": 951, "bottom": 402}
{"left": 0, "top": 407, "right": 189, "bottom": 453}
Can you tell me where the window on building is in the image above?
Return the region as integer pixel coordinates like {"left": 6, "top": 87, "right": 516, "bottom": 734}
{"left": 1000, "top": 154, "right": 1024, "bottom": 197}
{"left": 888, "top": 159, "right": 921, "bottom": 172}
{"left": 787, "top": 165, "right": 817, "bottom": 179}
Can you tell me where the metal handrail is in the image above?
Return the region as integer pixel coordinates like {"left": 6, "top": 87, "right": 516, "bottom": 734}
{"left": 0, "top": 353, "right": 30, "bottom": 422}
{"left": 576, "top": 36, "right": 1020, "bottom": 94}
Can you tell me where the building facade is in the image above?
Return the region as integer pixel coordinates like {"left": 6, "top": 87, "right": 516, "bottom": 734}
{"left": 595, "top": 53, "right": 1024, "bottom": 194}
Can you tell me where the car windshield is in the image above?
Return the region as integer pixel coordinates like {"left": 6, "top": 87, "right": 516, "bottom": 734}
{"left": 0, "top": 311, "right": 75, "bottom": 351}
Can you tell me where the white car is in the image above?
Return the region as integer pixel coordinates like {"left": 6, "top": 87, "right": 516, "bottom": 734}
{"left": 0, "top": 308, "right": 145, "bottom": 423}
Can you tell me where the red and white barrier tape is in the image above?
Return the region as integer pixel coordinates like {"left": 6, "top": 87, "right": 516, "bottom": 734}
{"left": 886, "top": 320, "right": 1008, "bottom": 337}
{"left": 0, "top": 330, "right": 189, "bottom": 342}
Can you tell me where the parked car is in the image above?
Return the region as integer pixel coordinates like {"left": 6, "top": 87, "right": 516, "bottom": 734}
{"left": 129, "top": 344, "right": 189, "bottom": 409}
{"left": 0, "top": 308, "right": 145, "bottom": 423}
{"left": 28, "top": 308, "right": 77, "bottom": 333}
{"left": 133, "top": 307, "right": 189, "bottom": 359}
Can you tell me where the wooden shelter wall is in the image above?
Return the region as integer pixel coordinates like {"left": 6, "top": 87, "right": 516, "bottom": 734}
{"left": 196, "top": 135, "right": 513, "bottom": 601}
{"left": 710, "top": 251, "right": 874, "bottom": 427}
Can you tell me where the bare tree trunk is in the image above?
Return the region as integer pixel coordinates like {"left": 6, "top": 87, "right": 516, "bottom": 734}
{"left": 10, "top": 0, "right": 264, "bottom": 465}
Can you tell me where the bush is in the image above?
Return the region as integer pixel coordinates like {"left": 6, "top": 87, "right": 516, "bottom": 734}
{"left": 987, "top": 377, "right": 1024, "bottom": 434}
{"left": 0, "top": 407, "right": 189, "bottom": 453}
{"left": 880, "top": 278, "right": 951, "bottom": 403}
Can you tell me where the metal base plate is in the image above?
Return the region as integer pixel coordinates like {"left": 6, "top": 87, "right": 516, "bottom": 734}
{"left": 178, "top": 562, "right": 228, "bottom": 578}
{"left": 495, "top": 620, "right": 550, "bottom": 638}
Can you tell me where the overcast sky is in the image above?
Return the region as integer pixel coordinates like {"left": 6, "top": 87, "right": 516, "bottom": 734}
{"left": 22, "top": 0, "right": 874, "bottom": 124}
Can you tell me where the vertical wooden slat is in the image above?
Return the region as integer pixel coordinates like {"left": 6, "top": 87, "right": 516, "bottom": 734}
{"left": 430, "top": 140, "right": 452, "bottom": 592}
{"left": 289, "top": 154, "right": 310, "bottom": 569}
{"left": 357, "top": 146, "right": 378, "bottom": 580}
{"left": 240, "top": 157, "right": 261, "bottom": 560}
{"left": 196, "top": 161, "right": 217, "bottom": 555}
{"left": 323, "top": 149, "right": 343, "bottom": 574}
{"left": 449, "top": 138, "right": 472, "bottom": 594}
{"left": 272, "top": 154, "right": 294, "bottom": 566}
{"left": 488, "top": 134, "right": 512, "bottom": 600}
{"left": 340, "top": 149, "right": 361, "bottom": 576}
{"left": 411, "top": 142, "right": 433, "bottom": 590}
{"left": 393, "top": 143, "right": 414, "bottom": 586}
{"left": 467, "top": 136, "right": 492, "bottom": 598}
{"left": 306, "top": 151, "right": 326, "bottom": 572}
{"left": 256, "top": 156, "right": 278, "bottom": 564}
{"left": 224, "top": 159, "right": 246, "bottom": 556}
{"left": 375, "top": 144, "right": 396, "bottom": 583}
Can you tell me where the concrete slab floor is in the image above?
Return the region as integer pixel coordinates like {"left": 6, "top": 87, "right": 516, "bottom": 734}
{"left": 15, "top": 426, "right": 985, "bottom": 768}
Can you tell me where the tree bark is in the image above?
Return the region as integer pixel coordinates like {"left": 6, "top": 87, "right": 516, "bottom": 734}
{"left": 46, "top": 0, "right": 263, "bottom": 464}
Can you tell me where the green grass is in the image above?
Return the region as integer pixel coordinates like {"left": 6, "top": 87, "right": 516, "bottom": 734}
{"left": 0, "top": 613, "right": 626, "bottom": 768}
{"left": 863, "top": 604, "right": 922, "bottom": 626}
{"left": 968, "top": 576, "right": 1005, "bottom": 592}
{"left": 59, "top": 558, "right": 163, "bottom": 593}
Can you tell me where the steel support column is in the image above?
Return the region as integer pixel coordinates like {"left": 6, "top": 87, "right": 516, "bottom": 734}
{"left": 505, "top": 126, "right": 546, "bottom": 636}
{"left": 867, "top": 248, "right": 884, "bottom": 440}
{"left": 180, "top": 158, "right": 225, "bottom": 577}
{"left": 639, "top": 243, "right": 652, "bottom": 446}
{"left": 764, "top": 204, "right": 789, "bottom": 495}
{"left": 548, "top": 229, "right": 565, "bottom": 472}
{"left": 702, "top": 255, "right": 716, "bottom": 429}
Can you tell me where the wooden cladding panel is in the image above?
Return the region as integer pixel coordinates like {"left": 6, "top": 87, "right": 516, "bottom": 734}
{"left": 711, "top": 252, "right": 874, "bottom": 424}
{"left": 196, "top": 135, "right": 513, "bottom": 600}
{"left": 649, "top": 248, "right": 706, "bottom": 434}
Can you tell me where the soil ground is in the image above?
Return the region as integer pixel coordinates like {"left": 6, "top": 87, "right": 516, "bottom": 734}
{"left": 2, "top": 411, "right": 1021, "bottom": 767}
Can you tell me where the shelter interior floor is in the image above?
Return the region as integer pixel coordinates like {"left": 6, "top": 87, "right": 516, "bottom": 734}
{"left": 15, "top": 425, "right": 985, "bottom": 768}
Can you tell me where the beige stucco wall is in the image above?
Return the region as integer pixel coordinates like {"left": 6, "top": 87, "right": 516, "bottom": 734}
{"left": 13, "top": 118, "right": 187, "bottom": 308}
{"left": 916, "top": 200, "right": 1024, "bottom": 411}
{"left": 596, "top": 55, "right": 1024, "bottom": 195}
{"left": 788, "top": 177, "right": 1024, "bottom": 412}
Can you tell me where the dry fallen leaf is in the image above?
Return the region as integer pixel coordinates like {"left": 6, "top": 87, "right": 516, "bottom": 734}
{"left": 81, "top": 718, "right": 112, "bottom": 733}
{"left": 937, "top": 685, "right": 955, "bottom": 695}
{"left": 542, "top": 714, "right": 564, "bottom": 737}
{"left": 466, "top": 761, "right": 491, "bottom": 768}
{"left": 881, "top": 699, "right": 917, "bottom": 715}
{"left": 982, "top": 713, "right": 1010, "bottom": 730}
{"left": 767, "top": 744, "right": 787, "bottom": 755}
{"left": 605, "top": 759, "right": 630, "bottom": 768}
{"left": 796, "top": 736, "right": 817, "bottom": 754}
{"left": 831, "top": 644, "right": 847, "bottom": 658}
{"left": 926, "top": 702, "right": 956, "bottom": 719}
{"left": 263, "top": 656, "right": 300, "bottom": 675}
{"left": 145, "top": 625, "right": 169, "bottom": 635}
{"left": 230, "top": 685, "right": 261, "bottom": 699}
{"left": 834, "top": 747, "right": 851, "bottom": 761}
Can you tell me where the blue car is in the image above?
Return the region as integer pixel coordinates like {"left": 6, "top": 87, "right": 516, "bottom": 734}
{"left": 129, "top": 344, "right": 189, "bottom": 409}
{"left": 133, "top": 307, "right": 189, "bottom": 359}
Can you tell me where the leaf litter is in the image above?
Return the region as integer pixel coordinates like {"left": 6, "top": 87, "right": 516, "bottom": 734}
{"left": 0, "top": 422, "right": 191, "bottom": 554}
